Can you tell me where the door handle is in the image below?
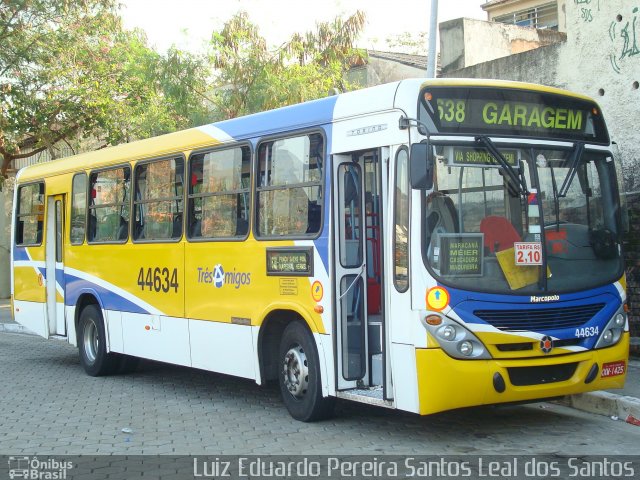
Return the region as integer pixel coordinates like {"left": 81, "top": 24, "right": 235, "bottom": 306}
{"left": 338, "top": 264, "right": 366, "bottom": 300}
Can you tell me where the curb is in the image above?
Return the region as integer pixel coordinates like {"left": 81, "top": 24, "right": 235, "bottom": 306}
{"left": 559, "top": 391, "right": 640, "bottom": 426}
{"left": 0, "top": 323, "right": 36, "bottom": 335}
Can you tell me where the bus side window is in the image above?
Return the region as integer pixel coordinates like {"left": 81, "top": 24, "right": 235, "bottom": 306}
{"left": 70, "top": 174, "right": 87, "bottom": 245}
{"left": 15, "top": 182, "right": 45, "bottom": 246}
{"left": 256, "top": 133, "right": 323, "bottom": 238}
{"left": 88, "top": 166, "right": 130, "bottom": 243}
{"left": 133, "top": 157, "right": 184, "bottom": 242}
{"left": 187, "top": 145, "right": 251, "bottom": 240}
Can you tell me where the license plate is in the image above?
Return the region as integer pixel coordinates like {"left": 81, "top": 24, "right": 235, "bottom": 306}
{"left": 601, "top": 361, "right": 626, "bottom": 378}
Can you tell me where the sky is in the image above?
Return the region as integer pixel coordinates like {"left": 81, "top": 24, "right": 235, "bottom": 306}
{"left": 120, "top": 0, "right": 487, "bottom": 54}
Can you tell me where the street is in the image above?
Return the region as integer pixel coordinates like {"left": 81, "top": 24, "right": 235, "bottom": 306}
{"left": 1, "top": 332, "right": 638, "bottom": 455}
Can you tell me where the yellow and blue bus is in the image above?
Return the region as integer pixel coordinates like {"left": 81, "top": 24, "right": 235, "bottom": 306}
{"left": 11, "top": 79, "right": 629, "bottom": 421}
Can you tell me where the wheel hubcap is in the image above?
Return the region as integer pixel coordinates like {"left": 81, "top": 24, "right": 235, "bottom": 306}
{"left": 83, "top": 319, "right": 98, "bottom": 364}
{"left": 283, "top": 345, "right": 309, "bottom": 399}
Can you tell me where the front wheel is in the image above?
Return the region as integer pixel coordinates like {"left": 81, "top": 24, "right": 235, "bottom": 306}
{"left": 278, "top": 321, "right": 335, "bottom": 422}
{"left": 78, "top": 304, "right": 119, "bottom": 376}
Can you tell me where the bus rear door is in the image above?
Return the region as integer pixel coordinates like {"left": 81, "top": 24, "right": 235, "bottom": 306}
{"left": 45, "top": 194, "right": 66, "bottom": 337}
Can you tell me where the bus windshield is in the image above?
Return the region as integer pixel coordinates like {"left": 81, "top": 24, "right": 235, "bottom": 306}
{"left": 423, "top": 143, "right": 623, "bottom": 294}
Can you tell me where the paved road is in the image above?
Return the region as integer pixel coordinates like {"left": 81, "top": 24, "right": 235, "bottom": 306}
{"left": 1, "top": 332, "right": 639, "bottom": 455}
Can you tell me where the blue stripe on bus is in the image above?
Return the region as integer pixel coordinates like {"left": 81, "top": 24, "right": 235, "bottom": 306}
{"left": 64, "top": 273, "right": 149, "bottom": 314}
{"left": 213, "top": 96, "right": 338, "bottom": 141}
{"left": 214, "top": 97, "right": 338, "bottom": 275}
{"left": 13, "top": 247, "right": 30, "bottom": 262}
{"left": 314, "top": 122, "right": 333, "bottom": 273}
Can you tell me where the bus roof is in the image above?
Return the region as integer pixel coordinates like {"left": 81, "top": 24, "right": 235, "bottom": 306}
{"left": 419, "top": 78, "right": 597, "bottom": 103}
{"left": 17, "top": 78, "right": 598, "bottom": 183}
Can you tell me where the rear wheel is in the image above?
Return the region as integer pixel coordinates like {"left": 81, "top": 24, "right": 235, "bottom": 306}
{"left": 278, "top": 321, "right": 335, "bottom": 421}
{"left": 78, "top": 304, "right": 119, "bottom": 376}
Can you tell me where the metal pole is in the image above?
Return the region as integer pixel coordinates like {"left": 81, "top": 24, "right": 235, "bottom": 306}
{"left": 426, "top": 0, "right": 439, "bottom": 78}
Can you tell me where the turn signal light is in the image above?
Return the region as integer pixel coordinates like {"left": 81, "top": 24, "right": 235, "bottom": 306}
{"left": 426, "top": 314, "right": 442, "bottom": 326}
{"left": 314, "top": 305, "right": 324, "bottom": 314}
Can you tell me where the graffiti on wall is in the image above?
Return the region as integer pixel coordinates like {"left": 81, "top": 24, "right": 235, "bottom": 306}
{"left": 609, "top": 6, "right": 639, "bottom": 74}
{"left": 575, "top": 0, "right": 600, "bottom": 23}
{"left": 577, "top": 1, "right": 639, "bottom": 73}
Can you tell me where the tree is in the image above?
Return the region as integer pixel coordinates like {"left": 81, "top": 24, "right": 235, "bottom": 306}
{"left": 209, "top": 11, "right": 367, "bottom": 119}
{"left": 0, "top": 0, "right": 209, "bottom": 176}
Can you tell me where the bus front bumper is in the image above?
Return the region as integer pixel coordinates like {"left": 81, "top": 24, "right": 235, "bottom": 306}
{"left": 415, "top": 333, "right": 629, "bottom": 415}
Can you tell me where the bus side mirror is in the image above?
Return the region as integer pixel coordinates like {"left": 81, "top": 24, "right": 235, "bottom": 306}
{"left": 410, "top": 142, "right": 434, "bottom": 190}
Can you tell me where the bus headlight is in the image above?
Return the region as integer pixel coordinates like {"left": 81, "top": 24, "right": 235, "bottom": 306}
{"left": 458, "top": 341, "right": 474, "bottom": 356}
{"left": 595, "top": 307, "right": 626, "bottom": 349}
{"left": 438, "top": 325, "right": 457, "bottom": 341}
{"left": 422, "top": 315, "right": 491, "bottom": 360}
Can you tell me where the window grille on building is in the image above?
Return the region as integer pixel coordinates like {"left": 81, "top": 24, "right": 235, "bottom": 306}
{"left": 493, "top": 2, "right": 558, "bottom": 30}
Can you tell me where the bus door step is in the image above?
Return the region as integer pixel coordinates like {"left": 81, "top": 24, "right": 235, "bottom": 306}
{"left": 336, "top": 387, "right": 394, "bottom": 408}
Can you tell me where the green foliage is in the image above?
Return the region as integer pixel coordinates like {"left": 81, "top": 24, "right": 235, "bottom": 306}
{"left": 208, "top": 11, "right": 367, "bottom": 119}
{"left": 0, "top": 3, "right": 368, "bottom": 176}
{"left": 0, "top": 0, "right": 209, "bottom": 175}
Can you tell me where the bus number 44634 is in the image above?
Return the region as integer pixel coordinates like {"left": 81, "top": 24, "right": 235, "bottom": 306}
{"left": 137, "top": 267, "right": 179, "bottom": 293}
{"left": 575, "top": 326, "right": 598, "bottom": 338}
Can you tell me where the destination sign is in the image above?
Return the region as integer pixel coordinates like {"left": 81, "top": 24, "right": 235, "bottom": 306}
{"left": 439, "top": 233, "right": 484, "bottom": 277}
{"left": 446, "top": 146, "right": 518, "bottom": 168}
{"left": 420, "top": 87, "right": 609, "bottom": 144}
{"left": 266, "top": 247, "right": 314, "bottom": 276}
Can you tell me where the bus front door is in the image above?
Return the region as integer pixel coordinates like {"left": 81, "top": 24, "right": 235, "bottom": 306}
{"left": 45, "top": 195, "right": 66, "bottom": 337}
{"left": 333, "top": 149, "right": 387, "bottom": 393}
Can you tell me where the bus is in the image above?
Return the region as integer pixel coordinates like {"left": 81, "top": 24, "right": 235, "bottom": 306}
{"left": 11, "top": 78, "right": 629, "bottom": 421}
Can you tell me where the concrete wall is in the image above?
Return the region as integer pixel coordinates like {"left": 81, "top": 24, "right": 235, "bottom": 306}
{"left": 440, "top": 18, "right": 566, "bottom": 74}
{"left": 348, "top": 58, "right": 426, "bottom": 88}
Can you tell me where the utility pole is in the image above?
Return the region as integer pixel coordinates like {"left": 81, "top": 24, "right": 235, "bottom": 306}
{"left": 426, "top": 0, "right": 438, "bottom": 78}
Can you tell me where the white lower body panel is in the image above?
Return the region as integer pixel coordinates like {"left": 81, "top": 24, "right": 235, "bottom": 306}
{"left": 13, "top": 300, "right": 47, "bottom": 337}
{"left": 390, "top": 342, "right": 419, "bottom": 413}
{"left": 121, "top": 312, "right": 191, "bottom": 367}
{"left": 190, "top": 319, "right": 256, "bottom": 380}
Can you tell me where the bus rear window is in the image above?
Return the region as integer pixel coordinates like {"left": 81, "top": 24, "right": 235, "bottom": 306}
{"left": 15, "top": 183, "right": 44, "bottom": 246}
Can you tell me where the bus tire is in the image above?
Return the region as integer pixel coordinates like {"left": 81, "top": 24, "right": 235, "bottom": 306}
{"left": 278, "top": 321, "right": 335, "bottom": 422}
{"left": 78, "top": 304, "right": 119, "bottom": 376}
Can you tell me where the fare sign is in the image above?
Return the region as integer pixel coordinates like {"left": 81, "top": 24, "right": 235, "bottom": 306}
{"left": 514, "top": 242, "right": 542, "bottom": 266}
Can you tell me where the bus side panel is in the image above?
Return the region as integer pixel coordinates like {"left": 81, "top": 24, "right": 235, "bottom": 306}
{"left": 120, "top": 312, "right": 191, "bottom": 367}
{"left": 190, "top": 319, "right": 256, "bottom": 379}
{"left": 65, "top": 242, "right": 184, "bottom": 317}
{"left": 13, "top": 244, "right": 48, "bottom": 336}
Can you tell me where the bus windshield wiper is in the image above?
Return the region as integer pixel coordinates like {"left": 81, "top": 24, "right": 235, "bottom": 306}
{"left": 475, "top": 136, "right": 528, "bottom": 196}
{"left": 558, "top": 142, "right": 585, "bottom": 197}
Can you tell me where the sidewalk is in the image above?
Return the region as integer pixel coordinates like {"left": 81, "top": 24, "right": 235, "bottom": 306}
{"left": 0, "top": 297, "right": 638, "bottom": 424}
